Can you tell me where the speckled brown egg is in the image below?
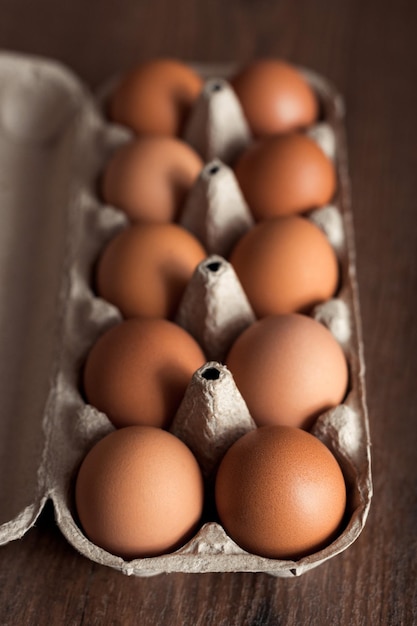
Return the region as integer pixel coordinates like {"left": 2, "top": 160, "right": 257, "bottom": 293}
{"left": 229, "top": 215, "right": 339, "bottom": 317}
{"left": 231, "top": 59, "right": 319, "bottom": 137}
{"left": 234, "top": 133, "right": 336, "bottom": 220}
{"left": 101, "top": 137, "right": 203, "bottom": 223}
{"left": 226, "top": 314, "right": 348, "bottom": 430}
{"left": 75, "top": 426, "right": 204, "bottom": 559}
{"left": 109, "top": 58, "right": 203, "bottom": 136}
{"left": 96, "top": 223, "right": 207, "bottom": 320}
{"left": 83, "top": 318, "right": 206, "bottom": 429}
{"left": 215, "top": 425, "right": 346, "bottom": 560}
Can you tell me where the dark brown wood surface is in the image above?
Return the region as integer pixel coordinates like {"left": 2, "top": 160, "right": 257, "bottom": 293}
{"left": 1, "top": 1, "right": 416, "bottom": 624}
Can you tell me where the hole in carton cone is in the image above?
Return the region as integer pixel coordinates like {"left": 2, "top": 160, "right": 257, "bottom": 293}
{"left": 210, "top": 82, "right": 223, "bottom": 92}
{"left": 202, "top": 367, "right": 221, "bottom": 380}
{"left": 208, "top": 164, "right": 221, "bottom": 175}
{"left": 206, "top": 261, "right": 222, "bottom": 272}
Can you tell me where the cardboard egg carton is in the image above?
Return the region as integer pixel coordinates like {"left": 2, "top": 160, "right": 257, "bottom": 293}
{"left": 0, "top": 52, "right": 372, "bottom": 577}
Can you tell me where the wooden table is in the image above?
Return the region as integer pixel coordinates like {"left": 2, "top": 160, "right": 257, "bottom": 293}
{"left": 0, "top": 1, "right": 416, "bottom": 624}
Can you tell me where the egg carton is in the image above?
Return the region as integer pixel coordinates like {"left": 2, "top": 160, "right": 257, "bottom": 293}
{"left": 0, "top": 51, "right": 372, "bottom": 577}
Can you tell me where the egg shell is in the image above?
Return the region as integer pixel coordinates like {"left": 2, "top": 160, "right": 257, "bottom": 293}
{"left": 215, "top": 425, "right": 347, "bottom": 560}
{"left": 229, "top": 215, "right": 339, "bottom": 317}
{"left": 101, "top": 136, "right": 204, "bottom": 223}
{"left": 230, "top": 59, "right": 319, "bottom": 137}
{"left": 83, "top": 318, "right": 206, "bottom": 429}
{"left": 225, "top": 314, "right": 349, "bottom": 430}
{"left": 0, "top": 54, "right": 371, "bottom": 578}
{"left": 75, "top": 426, "right": 205, "bottom": 559}
{"left": 234, "top": 132, "right": 337, "bottom": 220}
{"left": 109, "top": 58, "right": 203, "bottom": 136}
{"left": 96, "top": 222, "right": 207, "bottom": 320}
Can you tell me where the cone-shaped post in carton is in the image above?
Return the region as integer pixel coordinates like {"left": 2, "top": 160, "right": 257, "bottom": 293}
{"left": 175, "top": 255, "right": 256, "bottom": 362}
{"left": 312, "top": 297, "right": 351, "bottom": 347}
{"left": 170, "top": 361, "right": 256, "bottom": 479}
{"left": 180, "top": 159, "right": 254, "bottom": 258}
{"left": 307, "top": 204, "right": 345, "bottom": 256}
{"left": 305, "top": 122, "right": 336, "bottom": 161}
{"left": 182, "top": 77, "right": 252, "bottom": 164}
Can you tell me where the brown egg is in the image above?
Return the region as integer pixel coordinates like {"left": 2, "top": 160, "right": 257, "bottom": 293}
{"left": 226, "top": 314, "right": 348, "bottom": 430}
{"left": 96, "top": 223, "right": 207, "bottom": 319}
{"left": 83, "top": 318, "right": 206, "bottom": 429}
{"left": 229, "top": 215, "right": 339, "bottom": 317}
{"left": 234, "top": 133, "right": 336, "bottom": 220}
{"left": 215, "top": 425, "right": 346, "bottom": 560}
{"left": 101, "top": 137, "right": 203, "bottom": 223}
{"left": 109, "top": 58, "right": 203, "bottom": 136}
{"left": 231, "top": 59, "right": 318, "bottom": 137}
{"left": 75, "top": 426, "right": 204, "bottom": 559}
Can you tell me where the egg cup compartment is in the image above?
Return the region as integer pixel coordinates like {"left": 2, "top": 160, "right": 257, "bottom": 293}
{"left": 0, "top": 52, "right": 372, "bottom": 577}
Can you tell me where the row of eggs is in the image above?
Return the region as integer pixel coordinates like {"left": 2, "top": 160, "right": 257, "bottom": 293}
{"left": 75, "top": 58, "right": 348, "bottom": 563}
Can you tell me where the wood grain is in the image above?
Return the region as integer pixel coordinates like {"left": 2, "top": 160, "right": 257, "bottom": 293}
{"left": 1, "top": 0, "right": 416, "bottom": 624}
